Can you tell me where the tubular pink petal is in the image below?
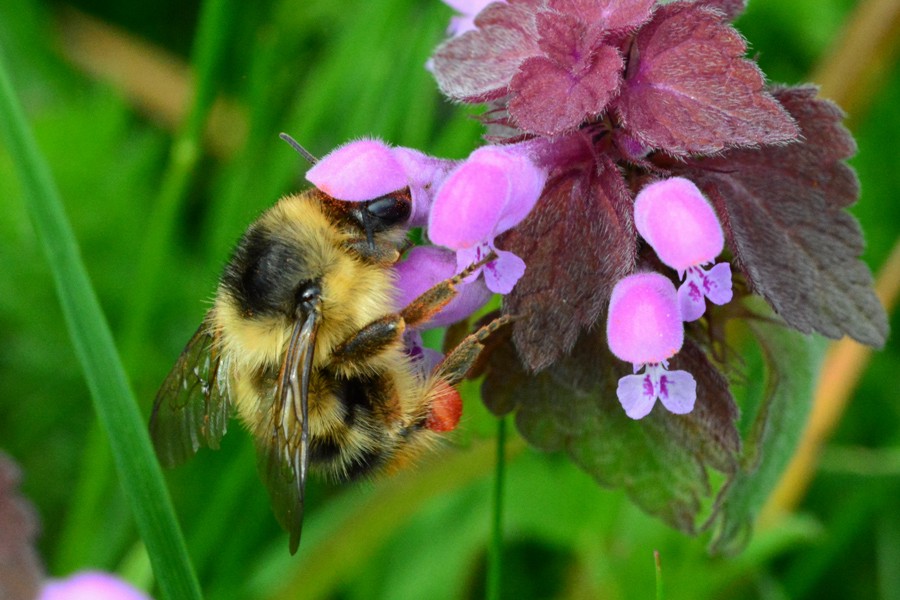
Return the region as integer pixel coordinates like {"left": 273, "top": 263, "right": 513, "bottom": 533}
{"left": 606, "top": 272, "right": 683, "bottom": 364}
{"left": 392, "top": 147, "right": 457, "bottom": 227}
{"left": 428, "top": 160, "right": 509, "bottom": 248}
{"left": 306, "top": 139, "right": 407, "bottom": 201}
{"left": 39, "top": 572, "right": 151, "bottom": 600}
{"left": 634, "top": 177, "right": 725, "bottom": 271}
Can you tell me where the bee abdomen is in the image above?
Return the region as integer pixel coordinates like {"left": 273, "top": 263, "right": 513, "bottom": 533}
{"left": 308, "top": 372, "right": 400, "bottom": 481}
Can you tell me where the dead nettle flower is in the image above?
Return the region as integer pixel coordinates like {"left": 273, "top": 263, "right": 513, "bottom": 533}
{"left": 38, "top": 572, "right": 151, "bottom": 600}
{"left": 306, "top": 137, "right": 456, "bottom": 227}
{"left": 634, "top": 177, "right": 733, "bottom": 321}
{"left": 306, "top": 139, "right": 544, "bottom": 328}
{"left": 394, "top": 245, "right": 493, "bottom": 328}
{"left": 606, "top": 272, "right": 697, "bottom": 419}
{"left": 428, "top": 144, "right": 548, "bottom": 294}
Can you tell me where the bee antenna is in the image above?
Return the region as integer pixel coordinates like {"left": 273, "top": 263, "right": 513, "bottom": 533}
{"left": 279, "top": 133, "right": 318, "bottom": 165}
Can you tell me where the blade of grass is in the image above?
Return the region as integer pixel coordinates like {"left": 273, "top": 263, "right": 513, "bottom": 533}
{"left": 0, "top": 49, "right": 201, "bottom": 600}
{"left": 55, "top": 0, "right": 239, "bottom": 573}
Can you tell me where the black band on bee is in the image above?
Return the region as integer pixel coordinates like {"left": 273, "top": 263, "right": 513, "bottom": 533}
{"left": 223, "top": 227, "right": 320, "bottom": 318}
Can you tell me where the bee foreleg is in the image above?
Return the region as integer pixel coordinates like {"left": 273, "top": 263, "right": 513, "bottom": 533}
{"left": 330, "top": 315, "right": 405, "bottom": 369}
{"left": 343, "top": 239, "right": 401, "bottom": 265}
{"left": 433, "top": 314, "right": 515, "bottom": 385}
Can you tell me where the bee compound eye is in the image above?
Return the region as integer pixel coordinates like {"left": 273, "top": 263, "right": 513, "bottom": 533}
{"left": 364, "top": 195, "right": 411, "bottom": 228}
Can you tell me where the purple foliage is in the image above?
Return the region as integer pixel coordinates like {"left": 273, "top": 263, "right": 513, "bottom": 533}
{"left": 421, "top": 0, "right": 886, "bottom": 551}
{"left": 428, "top": 0, "right": 885, "bottom": 371}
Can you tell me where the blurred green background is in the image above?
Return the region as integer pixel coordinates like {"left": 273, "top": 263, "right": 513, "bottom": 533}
{"left": 0, "top": 0, "right": 898, "bottom": 598}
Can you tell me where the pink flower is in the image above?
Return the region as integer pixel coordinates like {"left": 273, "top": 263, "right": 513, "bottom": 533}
{"left": 428, "top": 144, "right": 546, "bottom": 294}
{"left": 634, "top": 177, "right": 733, "bottom": 321}
{"left": 306, "top": 138, "right": 455, "bottom": 226}
{"left": 393, "top": 245, "right": 493, "bottom": 328}
{"left": 39, "top": 572, "right": 151, "bottom": 600}
{"left": 606, "top": 273, "right": 697, "bottom": 419}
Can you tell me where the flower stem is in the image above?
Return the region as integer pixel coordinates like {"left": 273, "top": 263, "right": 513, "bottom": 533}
{"left": 487, "top": 416, "right": 507, "bottom": 600}
{"left": 655, "top": 550, "right": 665, "bottom": 600}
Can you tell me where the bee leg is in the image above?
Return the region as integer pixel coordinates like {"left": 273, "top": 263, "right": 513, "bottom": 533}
{"left": 330, "top": 315, "right": 406, "bottom": 367}
{"left": 399, "top": 253, "right": 496, "bottom": 328}
{"left": 343, "top": 239, "right": 401, "bottom": 265}
{"left": 419, "top": 314, "right": 514, "bottom": 433}
{"left": 331, "top": 255, "right": 498, "bottom": 368}
{"left": 433, "top": 314, "right": 515, "bottom": 385}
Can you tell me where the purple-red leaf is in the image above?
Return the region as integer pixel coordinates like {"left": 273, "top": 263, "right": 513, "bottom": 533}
{"left": 509, "top": 45, "right": 623, "bottom": 135}
{"left": 431, "top": 1, "right": 540, "bottom": 102}
{"left": 0, "top": 453, "right": 43, "bottom": 600}
{"left": 482, "top": 331, "right": 740, "bottom": 533}
{"left": 501, "top": 153, "right": 636, "bottom": 371}
{"left": 684, "top": 86, "right": 887, "bottom": 347}
{"left": 614, "top": 2, "right": 798, "bottom": 155}
{"left": 694, "top": 0, "right": 747, "bottom": 21}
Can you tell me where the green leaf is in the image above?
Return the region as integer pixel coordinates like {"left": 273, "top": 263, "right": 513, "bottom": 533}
{"left": 707, "top": 312, "right": 828, "bottom": 555}
{"left": 482, "top": 330, "right": 741, "bottom": 534}
{"left": 0, "top": 49, "right": 201, "bottom": 600}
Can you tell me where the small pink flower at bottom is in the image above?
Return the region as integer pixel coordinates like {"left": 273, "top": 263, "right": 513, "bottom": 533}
{"left": 634, "top": 177, "right": 733, "bottom": 321}
{"left": 606, "top": 272, "right": 697, "bottom": 419}
{"left": 39, "top": 572, "right": 150, "bottom": 600}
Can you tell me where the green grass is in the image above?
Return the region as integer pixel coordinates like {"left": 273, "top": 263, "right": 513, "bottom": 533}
{"left": 0, "top": 0, "right": 898, "bottom": 598}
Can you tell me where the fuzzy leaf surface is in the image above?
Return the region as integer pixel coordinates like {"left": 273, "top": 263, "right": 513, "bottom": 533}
{"left": 483, "top": 332, "right": 740, "bottom": 533}
{"left": 685, "top": 86, "right": 888, "bottom": 347}
{"left": 695, "top": 0, "right": 747, "bottom": 21}
{"left": 501, "top": 154, "right": 635, "bottom": 371}
{"left": 509, "top": 45, "right": 623, "bottom": 135}
{"left": 431, "top": 1, "right": 540, "bottom": 102}
{"left": 614, "top": 2, "right": 798, "bottom": 155}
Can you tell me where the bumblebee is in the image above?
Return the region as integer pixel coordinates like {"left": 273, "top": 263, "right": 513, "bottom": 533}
{"left": 150, "top": 137, "right": 508, "bottom": 553}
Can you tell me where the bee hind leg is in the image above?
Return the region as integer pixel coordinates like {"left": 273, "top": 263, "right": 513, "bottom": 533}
{"left": 400, "top": 253, "right": 496, "bottom": 328}
{"left": 418, "top": 314, "right": 514, "bottom": 433}
{"left": 433, "top": 314, "right": 514, "bottom": 386}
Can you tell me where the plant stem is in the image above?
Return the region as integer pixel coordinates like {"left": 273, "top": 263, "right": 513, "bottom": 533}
{"left": 487, "top": 416, "right": 507, "bottom": 600}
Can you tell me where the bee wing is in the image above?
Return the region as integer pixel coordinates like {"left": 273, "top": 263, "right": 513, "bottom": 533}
{"left": 150, "top": 315, "right": 232, "bottom": 467}
{"left": 254, "top": 308, "right": 320, "bottom": 555}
